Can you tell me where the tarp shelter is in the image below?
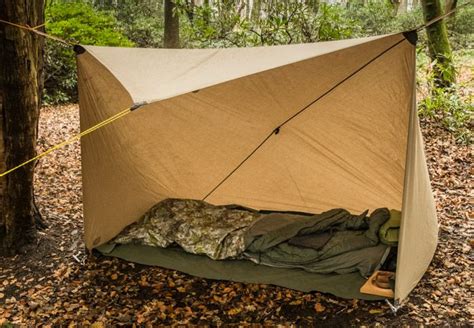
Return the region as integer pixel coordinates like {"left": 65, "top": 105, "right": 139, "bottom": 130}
{"left": 76, "top": 31, "right": 438, "bottom": 302}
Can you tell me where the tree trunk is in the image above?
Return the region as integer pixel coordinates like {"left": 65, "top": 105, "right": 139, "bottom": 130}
{"left": 251, "top": 0, "right": 261, "bottom": 20}
{"left": 305, "top": 0, "right": 320, "bottom": 15}
{"left": 398, "top": 0, "right": 408, "bottom": 13}
{"left": 391, "top": 0, "right": 401, "bottom": 14}
{"left": 203, "top": 0, "right": 211, "bottom": 26}
{"left": 0, "top": 0, "right": 44, "bottom": 256}
{"left": 445, "top": 0, "right": 457, "bottom": 16}
{"left": 164, "top": 0, "right": 180, "bottom": 48}
{"left": 421, "top": 0, "right": 455, "bottom": 88}
{"left": 445, "top": 0, "right": 457, "bottom": 11}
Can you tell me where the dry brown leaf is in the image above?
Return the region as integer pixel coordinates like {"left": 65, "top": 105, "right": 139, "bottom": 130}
{"left": 369, "top": 309, "right": 383, "bottom": 314}
{"left": 314, "top": 303, "right": 326, "bottom": 312}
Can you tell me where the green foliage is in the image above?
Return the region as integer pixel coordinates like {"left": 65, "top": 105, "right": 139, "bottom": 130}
{"left": 176, "top": 1, "right": 427, "bottom": 48}
{"left": 0, "top": 321, "right": 15, "bottom": 328}
{"left": 418, "top": 52, "right": 473, "bottom": 144}
{"left": 312, "top": 3, "right": 355, "bottom": 41}
{"left": 177, "top": 1, "right": 355, "bottom": 48}
{"left": 347, "top": 0, "right": 400, "bottom": 36}
{"left": 91, "top": 0, "right": 164, "bottom": 47}
{"left": 446, "top": 4, "right": 474, "bottom": 50}
{"left": 419, "top": 86, "right": 473, "bottom": 144}
{"left": 44, "top": 1, "right": 134, "bottom": 104}
{"left": 347, "top": 1, "right": 425, "bottom": 45}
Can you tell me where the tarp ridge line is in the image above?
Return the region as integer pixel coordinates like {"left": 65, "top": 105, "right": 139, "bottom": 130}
{"left": 201, "top": 37, "right": 407, "bottom": 201}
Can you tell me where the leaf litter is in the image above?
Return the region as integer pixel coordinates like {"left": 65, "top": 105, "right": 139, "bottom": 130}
{"left": 0, "top": 102, "right": 472, "bottom": 326}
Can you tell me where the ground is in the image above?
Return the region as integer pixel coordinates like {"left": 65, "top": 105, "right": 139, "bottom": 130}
{"left": 0, "top": 103, "right": 472, "bottom": 326}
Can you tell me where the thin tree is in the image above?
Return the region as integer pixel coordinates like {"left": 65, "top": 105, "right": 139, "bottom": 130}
{"left": 421, "top": 0, "right": 455, "bottom": 88}
{"left": 164, "top": 0, "right": 180, "bottom": 48}
{"left": 445, "top": 0, "right": 458, "bottom": 12}
{"left": 0, "top": 1, "right": 45, "bottom": 255}
{"left": 398, "top": 0, "right": 408, "bottom": 13}
{"left": 251, "top": 0, "right": 261, "bottom": 20}
{"left": 445, "top": 0, "right": 458, "bottom": 17}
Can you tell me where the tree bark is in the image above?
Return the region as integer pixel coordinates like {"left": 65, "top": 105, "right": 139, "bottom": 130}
{"left": 421, "top": 0, "right": 455, "bottom": 88}
{"left": 0, "top": 0, "right": 44, "bottom": 255}
{"left": 164, "top": 0, "right": 180, "bottom": 48}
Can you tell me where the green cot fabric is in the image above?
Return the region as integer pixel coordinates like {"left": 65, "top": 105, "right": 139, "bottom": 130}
{"left": 379, "top": 209, "right": 401, "bottom": 246}
{"left": 96, "top": 243, "right": 385, "bottom": 300}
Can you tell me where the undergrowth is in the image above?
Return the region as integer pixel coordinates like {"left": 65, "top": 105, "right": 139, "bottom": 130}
{"left": 417, "top": 50, "right": 473, "bottom": 144}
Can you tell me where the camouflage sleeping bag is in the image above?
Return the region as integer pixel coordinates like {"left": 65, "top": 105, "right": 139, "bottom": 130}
{"left": 113, "top": 199, "right": 262, "bottom": 260}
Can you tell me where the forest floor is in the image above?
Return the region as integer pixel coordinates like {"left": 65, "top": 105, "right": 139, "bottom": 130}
{"left": 0, "top": 102, "right": 472, "bottom": 326}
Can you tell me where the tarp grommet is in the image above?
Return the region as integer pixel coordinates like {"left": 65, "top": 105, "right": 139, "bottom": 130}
{"left": 402, "top": 30, "right": 418, "bottom": 46}
{"left": 73, "top": 45, "right": 86, "bottom": 55}
{"left": 130, "top": 101, "right": 147, "bottom": 111}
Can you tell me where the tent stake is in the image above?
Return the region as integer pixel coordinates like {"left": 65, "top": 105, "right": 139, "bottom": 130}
{"left": 72, "top": 251, "right": 86, "bottom": 265}
{"left": 385, "top": 299, "right": 401, "bottom": 314}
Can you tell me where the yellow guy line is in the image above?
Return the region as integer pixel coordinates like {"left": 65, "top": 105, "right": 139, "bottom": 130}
{"left": 0, "top": 107, "right": 132, "bottom": 177}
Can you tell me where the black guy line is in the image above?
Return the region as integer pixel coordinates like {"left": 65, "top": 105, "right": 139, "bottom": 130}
{"left": 202, "top": 37, "right": 407, "bottom": 201}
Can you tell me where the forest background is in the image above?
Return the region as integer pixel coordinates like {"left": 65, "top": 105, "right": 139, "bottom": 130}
{"left": 0, "top": 0, "right": 472, "bottom": 325}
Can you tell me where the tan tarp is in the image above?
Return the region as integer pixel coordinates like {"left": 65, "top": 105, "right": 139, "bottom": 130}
{"left": 395, "top": 80, "right": 439, "bottom": 301}
{"left": 76, "top": 32, "right": 438, "bottom": 301}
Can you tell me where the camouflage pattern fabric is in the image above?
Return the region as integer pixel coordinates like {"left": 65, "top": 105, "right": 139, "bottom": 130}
{"left": 113, "top": 199, "right": 262, "bottom": 260}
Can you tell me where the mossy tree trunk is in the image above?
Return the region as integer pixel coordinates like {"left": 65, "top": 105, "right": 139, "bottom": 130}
{"left": 421, "top": 0, "right": 455, "bottom": 88}
{"left": 0, "top": 0, "right": 44, "bottom": 256}
{"left": 164, "top": 0, "right": 180, "bottom": 48}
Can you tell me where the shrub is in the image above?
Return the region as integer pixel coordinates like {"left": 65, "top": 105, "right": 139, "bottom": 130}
{"left": 44, "top": 1, "right": 134, "bottom": 104}
{"left": 446, "top": 4, "right": 474, "bottom": 50}
{"left": 418, "top": 52, "right": 473, "bottom": 144}
{"left": 178, "top": 2, "right": 354, "bottom": 48}
{"left": 92, "top": 0, "right": 165, "bottom": 47}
